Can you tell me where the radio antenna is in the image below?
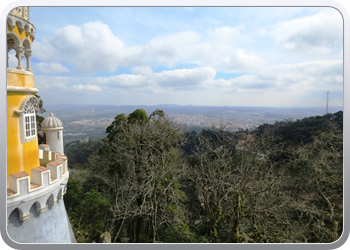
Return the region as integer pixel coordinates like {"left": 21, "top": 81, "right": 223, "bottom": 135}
{"left": 326, "top": 91, "right": 329, "bottom": 114}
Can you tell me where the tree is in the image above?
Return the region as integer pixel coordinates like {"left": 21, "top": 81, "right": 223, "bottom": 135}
{"left": 188, "top": 126, "right": 299, "bottom": 243}
{"left": 34, "top": 93, "right": 46, "bottom": 131}
{"left": 69, "top": 189, "right": 112, "bottom": 243}
{"left": 64, "top": 110, "right": 343, "bottom": 243}
{"left": 88, "top": 109, "right": 189, "bottom": 243}
{"left": 284, "top": 129, "right": 343, "bottom": 242}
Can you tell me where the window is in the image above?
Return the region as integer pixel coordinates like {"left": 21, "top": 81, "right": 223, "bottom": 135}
{"left": 15, "top": 95, "right": 39, "bottom": 144}
{"left": 23, "top": 101, "right": 36, "bottom": 140}
{"left": 57, "top": 131, "right": 60, "bottom": 140}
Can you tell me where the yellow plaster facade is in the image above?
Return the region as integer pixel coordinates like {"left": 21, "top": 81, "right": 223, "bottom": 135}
{"left": 7, "top": 71, "right": 34, "bottom": 88}
{"left": 7, "top": 8, "right": 39, "bottom": 186}
{"left": 7, "top": 92, "right": 40, "bottom": 185}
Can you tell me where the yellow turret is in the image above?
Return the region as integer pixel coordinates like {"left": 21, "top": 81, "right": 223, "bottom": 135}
{"left": 7, "top": 7, "right": 39, "bottom": 187}
{"left": 6, "top": 8, "right": 74, "bottom": 243}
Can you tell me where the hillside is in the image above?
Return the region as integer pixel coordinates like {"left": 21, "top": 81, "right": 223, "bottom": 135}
{"left": 63, "top": 110, "right": 343, "bottom": 243}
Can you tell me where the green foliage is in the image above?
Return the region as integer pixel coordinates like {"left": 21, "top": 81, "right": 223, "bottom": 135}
{"left": 36, "top": 115, "right": 44, "bottom": 132}
{"left": 163, "top": 222, "right": 196, "bottom": 243}
{"left": 65, "top": 110, "right": 343, "bottom": 243}
{"left": 70, "top": 189, "right": 111, "bottom": 243}
{"left": 34, "top": 94, "right": 46, "bottom": 131}
{"left": 64, "top": 140, "right": 102, "bottom": 168}
{"left": 127, "top": 108, "right": 149, "bottom": 125}
{"left": 64, "top": 178, "right": 83, "bottom": 212}
{"left": 105, "top": 113, "right": 127, "bottom": 140}
{"left": 105, "top": 109, "right": 149, "bottom": 141}
{"left": 255, "top": 112, "right": 343, "bottom": 146}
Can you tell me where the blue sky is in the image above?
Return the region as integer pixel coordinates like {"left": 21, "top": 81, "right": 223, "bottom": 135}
{"left": 10, "top": 6, "right": 343, "bottom": 107}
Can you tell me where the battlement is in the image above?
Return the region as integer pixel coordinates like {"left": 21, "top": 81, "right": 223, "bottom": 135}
{"left": 7, "top": 145, "right": 69, "bottom": 222}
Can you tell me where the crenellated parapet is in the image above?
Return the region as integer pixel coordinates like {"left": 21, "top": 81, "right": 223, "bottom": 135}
{"left": 7, "top": 145, "right": 69, "bottom": 223}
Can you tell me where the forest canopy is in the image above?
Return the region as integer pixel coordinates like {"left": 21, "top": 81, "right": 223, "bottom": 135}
{"left": 63, "top": 109, "right": 343, "bottom": 243}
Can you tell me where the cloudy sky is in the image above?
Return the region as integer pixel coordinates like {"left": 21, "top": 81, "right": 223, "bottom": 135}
{"left": 11, "top": 7, "right": 343, "bottom": 107}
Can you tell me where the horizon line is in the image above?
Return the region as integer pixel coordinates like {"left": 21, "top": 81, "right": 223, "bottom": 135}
{"left": 44, "top": 103, "right": 344, "bottom": 109}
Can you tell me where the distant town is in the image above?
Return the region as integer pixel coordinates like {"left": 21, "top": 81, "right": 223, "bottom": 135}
{"left": 42, "top": 104, "right": 343, "bottom": 144}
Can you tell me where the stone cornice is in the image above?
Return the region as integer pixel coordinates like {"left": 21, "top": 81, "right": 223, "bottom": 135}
{"left": 7, "top": 68, "right": 34, "bottom": 76}
{"left": 42, "top": 127, "right": 64, "bottom": 131}
{"left": 8, "top": 13, "right": 36, "bottom": 30}
{"left": 7, "top": 86, "right": 38, "bottom": 94}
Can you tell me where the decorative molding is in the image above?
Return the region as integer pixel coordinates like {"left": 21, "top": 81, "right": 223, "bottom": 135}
{"left": 29, "top": 96, "right": 39, "bottom": 113}
{"left": 16, "top": 95, "right": 39, "bottom": 114}
{"left": 10, "top": 7, "right": 29, "bottom": 21}
{"left": 25, "top": 25, "right": 31, "bottom": 37}
{"left": 7, "top": 14, "right": 36, "bottom": 40}
{"left": 13, "top": 110, "right": 23, "bottom": 116}
{"left": 7, "top": 86, "right": 38, "bottom": 93}
{"left": 41, "top": 127, "right": 64, "bottom": 131}
{"left": 7, "top": 67, "right": 34, "bottom": 76}
{"left": 17, "top": 24, "right": 24, "bottom": 34}
{"left": 7, "top": 17, "right": 16, "bottom": 30}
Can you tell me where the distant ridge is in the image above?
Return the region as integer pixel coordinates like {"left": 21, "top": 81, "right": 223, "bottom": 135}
{"left": 46, "top": 103, "right": 343, "bottom": 110}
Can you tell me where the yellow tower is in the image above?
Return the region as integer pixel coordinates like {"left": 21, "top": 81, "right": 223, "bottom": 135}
{"left": 7, "top": 7, "right": 39, "bottom": 186}
{"left": 6, "top": 7, "right": 75, "bottom": 243}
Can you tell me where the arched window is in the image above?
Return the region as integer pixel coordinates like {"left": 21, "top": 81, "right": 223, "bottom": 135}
{"left": 7, "top": 33, "right": 21, "bottom": 69}
{"left": 15, "top": 96, "right": 39, "bottom": 143}
{"left": 23, "top": 101, "right": 36, "bottom": 140}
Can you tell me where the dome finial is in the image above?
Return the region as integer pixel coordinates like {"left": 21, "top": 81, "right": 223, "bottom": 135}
{"left": 42, "top": 112, "right": 63, "bottom": 129}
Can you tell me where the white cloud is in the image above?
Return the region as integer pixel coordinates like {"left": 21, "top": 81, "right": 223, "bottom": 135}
{"left": 208, "top": 25, "right": 244, "bottom": 44}
{"left": 97, "top": 74, "right": 147, "bottom": 89}
{"left": 35, "top": 67, "right": 217, "bottom": 93}
{"left": 223, "top": 48, "right": 265, "bottom": 71}
{"left": 130, "top": 66, "right": 153, "bottom": 76}
{"left": 32, "top": 62, "right": 70, "bottom": 74}
{"left": 33, "top": 21, "right": 264, "bottom": 75}
{"left": 33, "top": 21, "right": 126, "bottom": 75}
{"left": 27, "top": 7, "right": 344, "bottom": 107}
{"left": 145, "top": 31, "right": 201, "bottom": 67}
{"left": 98, "top": 67, "right": 216, "bottom": 91}
{"left": 71, "top": 84, "right": 101, "bottom": 92}
{"left": 220, "top": 59, "right": 343, "bottom": 93}
{"left": 35, "top": 76, "right": 70, "bottom": 89}
{"left": 35, "top": 76, "right": 101, "bottom": 92}
{"left": 189, "top": 26, "right": 265, "bottom": 72}
{"left": 154, "top": 67, "right": 216, "bottom": 89}
{"left": 33, "top": 60, "right": 343, "bottom": 107}
{"left": 270, "top": 10, "right": 343, "bottom": 55}
{"left": 35, "top": 58, "right": 342, "bottom": 99}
